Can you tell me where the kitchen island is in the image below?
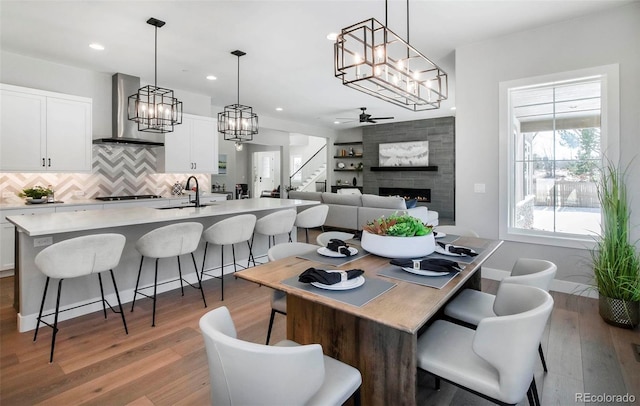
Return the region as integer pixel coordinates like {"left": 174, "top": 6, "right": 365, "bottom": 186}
{"left": 7, "top": 198, "right": 318, "bottom": 332}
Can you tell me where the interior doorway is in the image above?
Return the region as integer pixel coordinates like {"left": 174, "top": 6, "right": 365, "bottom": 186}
{"left": 253, "top": 151, "right": 280, "bottom": 196}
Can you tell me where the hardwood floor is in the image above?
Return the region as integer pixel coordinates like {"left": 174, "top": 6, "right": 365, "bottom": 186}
{"left": 1, "top": 230, "right": 638, "bottom": 405}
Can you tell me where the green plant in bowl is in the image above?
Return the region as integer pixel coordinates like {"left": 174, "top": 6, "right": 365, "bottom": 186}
{"left": 363, "top": 213, "right": 432, "bottom": 236}
{"left": 19, "top": 186, "right": 53, "bottom": 200}
{"left": 361, "top": 213, "right": 435, "bottom": 258}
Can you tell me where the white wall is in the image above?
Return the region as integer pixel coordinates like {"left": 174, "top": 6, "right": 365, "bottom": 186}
{"left": 0, "top": 51, "right": 213, "bottom": 137}
{"left": 455, "top": 3, "right": 640, "bottom": 284}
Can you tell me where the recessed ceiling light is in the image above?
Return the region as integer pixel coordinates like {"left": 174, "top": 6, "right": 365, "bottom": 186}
{"left": 275, "top": 107, "right": 283, "bottom": 111}
{"left": 334, "top": 121, "right": 340, "bottom": 124}
{"left": 89, "top": 43, "right": 105, "bottom": 51}
{"left": 450, "top": 106, "right": 457, "bottom": 111}
{"left": 326, "top": 33, "right": 338, "bottom": 41}
{"left": 206, "top": 75, "right": 217, "bottom": 81}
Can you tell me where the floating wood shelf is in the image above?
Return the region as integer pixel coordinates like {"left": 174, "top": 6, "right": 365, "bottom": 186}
{"left": 370, "top": 166, "right": 438, "bottom": 172}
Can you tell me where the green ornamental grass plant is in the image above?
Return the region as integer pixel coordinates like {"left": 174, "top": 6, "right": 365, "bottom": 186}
{"left": 591, "top": 161, "right": 640, "bottom": 302}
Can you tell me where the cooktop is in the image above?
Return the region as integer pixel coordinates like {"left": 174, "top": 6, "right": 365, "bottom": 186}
{"left": 95, "top": 195, "right": 163, "bottom": 201}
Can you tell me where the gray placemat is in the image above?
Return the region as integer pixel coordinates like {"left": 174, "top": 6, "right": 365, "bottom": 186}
{"left": 431, "top": 235, "right": 484, "bottom": 264}
{"left": 282, "top": 275, "right": 396, "bottom": 307}
{"left": 297, "top": 247, "right": 370, "bottom": 267}
{"left": 377, "top": 264, "right": 461, "bottom": 289}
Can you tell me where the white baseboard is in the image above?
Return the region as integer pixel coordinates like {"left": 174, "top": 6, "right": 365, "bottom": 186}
{"left": 482, "top": 267, "right": 598, "bottom": 299}
{"left": 0, "top": 269, "right": 15, "bottom": 278}
{"left": 17, "top": 258, "right": 249, "bottom": 333}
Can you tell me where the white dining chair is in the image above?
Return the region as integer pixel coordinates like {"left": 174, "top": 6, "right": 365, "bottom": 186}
{"left": 294, "top": 204, "right": 329, "bottom": 243}
{"left": 418, "top": 283, "right": 554, "bottom": 405}
{"left": 200, "top": 306, "right": 362, "bottom": 406}
{"left": 444, "top": 258, "right": 557, "bottom": 372}
{"left": 265, "top": 242, "right": 319, "bottom": 345}
{"left": 33, "top": 233, "right": 128, "bottom": 362}
{"left": 316, "top": 231, "right": 355, "bottom": 247}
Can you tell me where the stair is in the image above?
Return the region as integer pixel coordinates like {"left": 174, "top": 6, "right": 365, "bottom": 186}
{"left": 296, "top": 164, "right": 326, "bottom": 192}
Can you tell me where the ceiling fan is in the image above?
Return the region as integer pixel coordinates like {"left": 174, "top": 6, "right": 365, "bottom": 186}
{"left": 337, "top": 107, "right": 395, "bottom": 124}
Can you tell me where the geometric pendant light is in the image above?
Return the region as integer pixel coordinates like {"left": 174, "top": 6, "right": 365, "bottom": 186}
{"left": 218, "top": 50, "right": 258, "bottom": 144}
{"left": 128, "top": 17, "right": 183, "bottom": 133}
{"left": 334, "top": 0, "right": 448, "bottom": 111}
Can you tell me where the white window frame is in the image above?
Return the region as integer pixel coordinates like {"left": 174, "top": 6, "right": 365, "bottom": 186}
{"left": 498, "top": 64, "right": 619, "bottom": 249}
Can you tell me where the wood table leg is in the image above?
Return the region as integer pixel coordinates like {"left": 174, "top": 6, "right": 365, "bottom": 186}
{"left": 287, "top": 295, "right": 417, "bottom": 406}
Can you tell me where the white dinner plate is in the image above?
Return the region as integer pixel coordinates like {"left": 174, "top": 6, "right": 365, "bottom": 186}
{"left": 433, "top": 231, "right": 447, "bottom": 239}
{"left": 401, "top": 267, "right": 450, "bottom": 277}
{"left": 435, "top": 244, "right": 476, "bottom": 257}
{"left": 317, "top": 246, "right": 358, "bottom": 258}
{"left": 310, "top": 270, "right": 365, "bottom": 290}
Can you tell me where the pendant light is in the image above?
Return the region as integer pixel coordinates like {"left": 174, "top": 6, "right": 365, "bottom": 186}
{"left": 218, "top": 50, "right": 258, "bottom": 143}
{"left": 334, "top": 0, "right": 448, "bottom": 111}
{"left": 128, "top": 17, "right": 183, "bottom": 133}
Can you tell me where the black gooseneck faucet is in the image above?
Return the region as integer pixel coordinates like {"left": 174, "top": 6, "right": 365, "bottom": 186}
{"left": 185, "top": 176, "right": 200, "bottom": 207}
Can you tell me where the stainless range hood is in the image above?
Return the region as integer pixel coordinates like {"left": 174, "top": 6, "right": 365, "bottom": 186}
{"left": 93, "top": 73, "right": 164, "bottom": 147}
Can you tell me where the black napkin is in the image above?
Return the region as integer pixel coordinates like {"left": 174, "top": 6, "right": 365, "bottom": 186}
{"left": 390, "top": 258, "right": 462, "bottom": 273}
{"left": 437, "top": 242, "right": 478, "bottom": 257}
{"left": 327, "top": 239, "right": 354, "bottom": 256}
{"left": 298, "top": 267, "right": 364, "bottom": 285}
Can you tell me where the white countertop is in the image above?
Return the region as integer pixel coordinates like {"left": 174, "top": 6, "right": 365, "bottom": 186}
{"left": 0, "top": 192, "right": 227, "bottom": 210}
{"left": 7, "top": 198, "right": 318, "bottom": 236}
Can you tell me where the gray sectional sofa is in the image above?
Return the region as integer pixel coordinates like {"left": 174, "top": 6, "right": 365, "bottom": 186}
{"left": 287, "top": 190, "right": 439, "bottom": 231}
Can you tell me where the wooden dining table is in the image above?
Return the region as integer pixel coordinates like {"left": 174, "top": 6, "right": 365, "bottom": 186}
{"left": 236, "top": 235, "right": 503, "bottom": 406}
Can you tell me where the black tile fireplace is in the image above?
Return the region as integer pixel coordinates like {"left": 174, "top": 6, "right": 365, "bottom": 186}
{"left": 379, "top": 187, "right": 431, "bottom": 202}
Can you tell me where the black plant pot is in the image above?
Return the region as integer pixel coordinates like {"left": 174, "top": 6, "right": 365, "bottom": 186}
{"left": 599, "top": 295, "right": 640, "bottom": 329}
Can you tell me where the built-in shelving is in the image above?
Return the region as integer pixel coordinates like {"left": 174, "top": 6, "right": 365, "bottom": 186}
{"left": 334, "top": 141, "right": 363, "bottom": 146}
{"left": 370, "top": 166, "right": 438, "bottom": 172}
{"left": 333, "top": 155, "right": 363, "bottom": 158}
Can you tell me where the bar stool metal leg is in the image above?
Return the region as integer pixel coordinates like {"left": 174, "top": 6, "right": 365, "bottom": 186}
{"left": 152, "top": 258, "right": 159, "bottom": 327}
{"left": 190, "top": 252, "right": 207, "bottom": 308}
{"left": 33, "top": 277, "right": 50, "bottom": 342}
{"left": 49, "top": 279, "right": 63, "bottom": 363}
{"left": 177, "top": 256, "right": 184, "bottom": 296}
{"left": 131, "top": 256, "right": 145, "bottom": 311}
{"left": 220, "top": 245, "right": 225, "bottom": 301}
{"left": 98, "top": 273, "right": 107, "bottom": 319}
{"left": 109, "top": 270, "right": 128, "bottom": 334}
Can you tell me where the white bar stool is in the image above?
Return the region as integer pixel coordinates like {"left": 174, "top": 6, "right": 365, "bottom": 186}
{"left": 131, "top": 222, "right": 206, "bottom": 327}
{"left": 201, "top": 214, "right": 257, "bottom": 301}
{"left": 253, "top": 208, "right": 297, "bottom": 250}
{"left": 33, "top": 233, "right": 128, "bottom": 363}
{"left": 294, "top": 204, "right": 329, "bottom": 243}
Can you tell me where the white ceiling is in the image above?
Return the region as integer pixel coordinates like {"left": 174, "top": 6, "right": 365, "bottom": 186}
{"left": 0, "top": 0, "right": 632, "bottom": 130}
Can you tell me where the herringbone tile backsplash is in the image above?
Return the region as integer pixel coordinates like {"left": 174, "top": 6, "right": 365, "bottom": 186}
{"left": 0, "top": 145, "right": 210, "bottom": 203}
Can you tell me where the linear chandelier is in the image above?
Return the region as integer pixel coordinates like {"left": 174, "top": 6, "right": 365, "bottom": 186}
{"left": 334, "top": 0, "right": 448, "bottom": 111}
{"left": 128, "top": 17, "right": 183, "bottom": 133}
{"left": 218, "top": 50, "right": 258, "bottom": 143}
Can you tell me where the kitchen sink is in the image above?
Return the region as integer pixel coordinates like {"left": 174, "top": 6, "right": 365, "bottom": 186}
{"left": 155, "top": 203, "right": 217, "bottom": 210}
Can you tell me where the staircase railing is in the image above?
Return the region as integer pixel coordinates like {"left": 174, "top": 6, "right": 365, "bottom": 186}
{"left": 289, "top": 144, "right": 326, "bottom": 191}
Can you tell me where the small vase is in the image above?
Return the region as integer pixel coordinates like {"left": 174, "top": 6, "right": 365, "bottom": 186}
{"left": 598, "top": 295, "right": 640, "bottom": 329}
{"left": 352, "top": 177, "right": 357, "bottom": 186}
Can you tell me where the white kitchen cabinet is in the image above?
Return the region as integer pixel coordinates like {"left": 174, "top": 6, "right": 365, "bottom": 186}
{"left": 0, "top": 84, "right": 92, "bottom": 172}
{"left": 0, "top": 207, "right": 56, "bottom": 272}
{"left": 160, "top": 114, "right": 218, "bottom": 173}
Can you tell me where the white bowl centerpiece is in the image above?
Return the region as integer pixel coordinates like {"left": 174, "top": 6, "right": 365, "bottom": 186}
{"left": 360, "top": 213, "right": 435, "bottom": 258}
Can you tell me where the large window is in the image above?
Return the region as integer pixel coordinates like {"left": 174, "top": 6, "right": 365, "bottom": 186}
{"left": 499, "top": 65, "right": 619, "bottom": 248}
